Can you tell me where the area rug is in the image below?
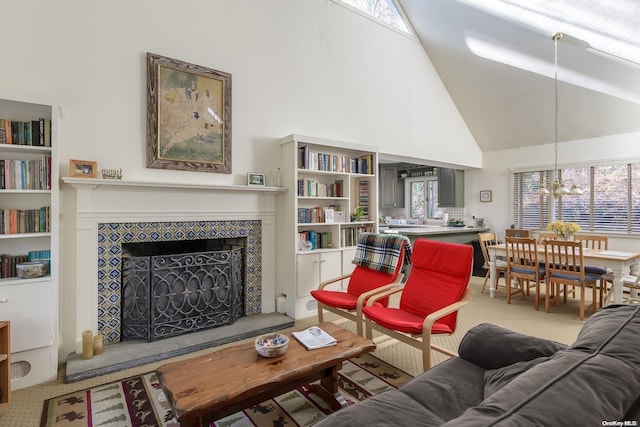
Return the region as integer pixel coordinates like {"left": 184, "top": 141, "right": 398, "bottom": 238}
{"left": 40, "top": 353, "right": 413, "bottom": 427}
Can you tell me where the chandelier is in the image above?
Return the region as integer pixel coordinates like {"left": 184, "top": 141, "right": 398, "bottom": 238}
{"left": 535, "top": 33, "right": 583, "bottom": 198}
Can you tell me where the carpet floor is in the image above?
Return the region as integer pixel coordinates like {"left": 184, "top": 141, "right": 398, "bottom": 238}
{"left": 2, "top": 276, "right": 588, "bottom": 427}
{"left": 39, "top": 353, "right": 412, "bottom": 427}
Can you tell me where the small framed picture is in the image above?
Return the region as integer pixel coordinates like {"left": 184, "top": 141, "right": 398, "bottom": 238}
{"left": 480, "top": 190, "right": 492, "bottom": 202}
{"left": 70, "top": 160, "right": 98, "bottom": 178}
{"left": 247, "top": 172, "right": 266, "bottom": 187}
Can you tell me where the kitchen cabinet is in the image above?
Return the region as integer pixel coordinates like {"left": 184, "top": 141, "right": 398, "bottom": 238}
{"left": 438, "top": 168, "right": 464, "bottom": 207}
{"left": 380, "top": 165, "right": 404, "bottom": 208}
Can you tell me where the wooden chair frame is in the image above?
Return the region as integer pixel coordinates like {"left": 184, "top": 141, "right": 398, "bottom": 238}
{"left": 478, "top": 232, "right": 507, "bottom": 294}
{"left": 316, "top": 272, "right": 404, "bottom": 336}
{"left": 536, "top": 231, "right": 558, "bottom": 244}
{"left": 574, "top": 233, "right": 610, "bottom": 307}
{"left": 363, "top": 286, "right": 474, "bottom": 371}
{"left": 505, "top": 236, "right": 544, "bottom": 308}
{"left": 544, "top": 240, "right": 598, "bottom": 320}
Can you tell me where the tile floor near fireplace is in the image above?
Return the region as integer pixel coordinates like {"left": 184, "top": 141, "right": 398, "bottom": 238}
{"left": 65, "top": 312, "right": 294, "bottom": 383}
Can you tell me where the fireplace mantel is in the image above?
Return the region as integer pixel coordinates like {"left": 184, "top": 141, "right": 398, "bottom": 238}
{"left": 61, "top": 177, "right": 281, "bottom": 356}
{"left": 62, "top": 177, "right": 286, "bottom": 193}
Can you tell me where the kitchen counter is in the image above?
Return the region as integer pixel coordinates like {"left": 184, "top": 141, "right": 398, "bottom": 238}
{"left": 382, "top": 225, "right": 489, "bottom": 244}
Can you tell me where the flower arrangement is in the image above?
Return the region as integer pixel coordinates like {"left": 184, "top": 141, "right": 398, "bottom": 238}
{"left": 546, "top": 221, "right": 581, "bottom": 240}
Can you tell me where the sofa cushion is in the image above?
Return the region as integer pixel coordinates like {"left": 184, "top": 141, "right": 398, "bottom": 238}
{"left": 483, "top": 356, "right": 551, "bottom": 398}
{"left": 458, "top": 323, "right": 567, "bottom": 370}
{"left": 315, "top": 357, "right": 485, "bottom": 427}
{"left": 313, "top": 385, "right": 447, "bottom": 427}
{"left": 399, "top": 357, "right": 486, "bottom": 421}
{"left": 443, "top": 305, "right": 640, "bottom": 426}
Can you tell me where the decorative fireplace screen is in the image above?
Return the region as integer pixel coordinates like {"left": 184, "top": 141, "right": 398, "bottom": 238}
{"left": 121, "top": 248, "right": 244, "bottom": 342}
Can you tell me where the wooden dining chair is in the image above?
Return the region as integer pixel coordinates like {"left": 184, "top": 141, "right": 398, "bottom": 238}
{"left": 536, "top": 231, "right": 558, "bottom": 244}
{"left": 505, "top": 228, "right": 531, "bottom": 238}
{"left": 574, "top": 233, "right": 610, "bottom": 307}
{"left": 544, "top": 240, "right": 599, "bottom": 320}
{"left": 311, "top": 233, "right": 410, "bottom": 336}
{"left": 505, "top": 236, "right": 545, "bottom": 309}
{"left": 478, "top": 232, "right": 507, "bottom": 294}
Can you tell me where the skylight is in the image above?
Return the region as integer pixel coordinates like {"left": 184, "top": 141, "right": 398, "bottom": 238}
{"left": 335, "top": 0, "right": 413, "bottom": 35}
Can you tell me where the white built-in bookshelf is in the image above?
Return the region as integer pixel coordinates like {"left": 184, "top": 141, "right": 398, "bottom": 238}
{"left": 279, "top": 134, "right": 378, "bottom": 318}
{"left": 0, "top": 93, "right": 60, "bottom": 390}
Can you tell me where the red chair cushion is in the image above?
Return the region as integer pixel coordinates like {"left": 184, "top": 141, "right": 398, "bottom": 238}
{"left": 311, "top": 266, "right": 394, "bottom": 308}
{"left": 362, "top": 305, "right": 454, "bottom": 335}
{"left": 366, "top": 239, "right": 472, "bottom": 334}
{"left": 311, "top": 289, "right": 358, "bottom": 309}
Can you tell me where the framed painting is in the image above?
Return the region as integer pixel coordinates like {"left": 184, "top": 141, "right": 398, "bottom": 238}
{"left": 480, "top": 190, "right": 492, "bottom": 202}
{"left": 70, "top": 160, "right": 98, "bottom": 178}
{"left": 146, "top": 53, "right": 232, "bottom": 173}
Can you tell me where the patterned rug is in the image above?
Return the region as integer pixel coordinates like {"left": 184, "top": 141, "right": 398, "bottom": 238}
{"left": 40, "top": 353, "right": 413, "bottom": 427}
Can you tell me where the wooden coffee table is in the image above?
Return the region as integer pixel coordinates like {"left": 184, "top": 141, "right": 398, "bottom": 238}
{"left": 156, "top": 322, "right": 375, "bottom": 427}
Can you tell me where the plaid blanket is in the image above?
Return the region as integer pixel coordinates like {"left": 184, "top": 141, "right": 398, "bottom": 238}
{"left": 352, "top": 233, "right": 412, "bottom": 274}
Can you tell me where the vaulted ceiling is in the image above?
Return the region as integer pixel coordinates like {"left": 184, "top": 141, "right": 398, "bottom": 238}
{"left": 398, "top": 0, "right": 640, "bottom": 152}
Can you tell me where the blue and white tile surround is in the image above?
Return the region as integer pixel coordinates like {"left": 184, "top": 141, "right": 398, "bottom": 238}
{"left": 97, "top": 220, "right": 262, "bottom": 343}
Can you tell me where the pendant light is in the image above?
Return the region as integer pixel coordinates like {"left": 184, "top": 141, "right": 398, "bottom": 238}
{"left": 536, "top": 32, "right": 582, "bottom": 198}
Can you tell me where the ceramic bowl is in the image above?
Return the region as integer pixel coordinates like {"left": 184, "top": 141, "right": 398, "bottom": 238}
{"left": 16, "top": 261, "right": 48, "bottom": 279}
{"left": 255, "top": 333, "right": 289, "bottom": 358}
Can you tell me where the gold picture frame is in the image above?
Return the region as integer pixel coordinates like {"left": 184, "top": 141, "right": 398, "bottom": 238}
{"left": 70, "top": 160, "right": 98, "bottom": 178}
{"left": 146, "top": 53, "right": 232, "bottom": 173}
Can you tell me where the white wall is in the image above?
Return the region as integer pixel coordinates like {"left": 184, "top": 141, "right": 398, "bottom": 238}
{"left": 0, "top": 0, "right": 481, "bottom": 182}
{"left": 465, "top": 131, "right": 640, "bottom": 252}
{"left": 0, "top": 1, "right": 483, "bottom": 360}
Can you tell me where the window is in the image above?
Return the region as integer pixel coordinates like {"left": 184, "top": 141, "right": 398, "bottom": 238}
{"left": 334, "top": 0, "right": 413, "bottom": 35}
{"left": 513, "top": 162, "right": 640, "bottom": 234}
{"left": 408, "top": 177, "right": 438, "bottom": 221}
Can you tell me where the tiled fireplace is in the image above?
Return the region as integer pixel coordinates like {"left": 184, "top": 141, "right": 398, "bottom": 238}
{"left": 97, "top": 220, "right": 262, "bottom": 343}
{"left": 62, "top": 179, "right": 281, "bottom": 356}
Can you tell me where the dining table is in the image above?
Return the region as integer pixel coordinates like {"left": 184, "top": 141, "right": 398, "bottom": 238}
{"left": 487, "top": 244, "right": 640, "bottom": 305}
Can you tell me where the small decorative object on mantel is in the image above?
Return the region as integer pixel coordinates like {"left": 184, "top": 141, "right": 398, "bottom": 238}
{"left": 547, "top": 220, "right": 581, "bottom": 240}
{"left": 247, "top": 172, "right": 265, "bottom": 187}
{"left": 70, "top": 160, "right": 98, "bottom": 178}
{"left": 101, "top": 168, "right": 123, "bottom": 180}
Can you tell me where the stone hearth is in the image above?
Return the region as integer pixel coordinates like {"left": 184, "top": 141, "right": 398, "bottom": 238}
{"left": 65, "top": 312, "right": 293, "bottom": 383}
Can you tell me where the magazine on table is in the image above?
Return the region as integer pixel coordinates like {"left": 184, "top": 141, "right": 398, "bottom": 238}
{"left": 292, "top": 326, "right": 337, "bottom": 350}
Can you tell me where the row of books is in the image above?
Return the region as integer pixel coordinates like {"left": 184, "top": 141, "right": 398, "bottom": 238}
{"left": 298, "top": 230, "right": 334, "bottom": 250}
{"left": 297, "top": 178, "right": 344, "bottom": 197}
{"left": 357, "top": 180, "right": 370, "bottom": 221}
{"left": 0, "top": 118, "right": 51, "bottom": 147}
{"left": 341, "top": 225, "right": 374, "bottom": 247}
{"left": 0, "top": 250, "right": 50, "bottom": 279}
{"left": 298, "top": 206, "right": 343, "bottom": 224}
{"left": 298, "top": 145, "right": 374, "bottom": 174}
{"left": 0, "top": 254, "right": 28, "bottom": 278}
{"left": 0, "top": 207, "right": 50, "bottom": 234}
{"left": 0, "top": 156, "right": 52, "bottom": 190}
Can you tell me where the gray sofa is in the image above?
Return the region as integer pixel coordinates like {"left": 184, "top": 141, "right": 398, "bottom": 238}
{"left": 315, "top": 304, "right": 640, "bottom": 426}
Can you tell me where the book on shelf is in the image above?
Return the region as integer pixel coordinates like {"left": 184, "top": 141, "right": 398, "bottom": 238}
{"left": 292, "top": 326, "right": 337, "bottom": 350}
{"left": 0, "top": 117, "right": 50, "bottom": 146}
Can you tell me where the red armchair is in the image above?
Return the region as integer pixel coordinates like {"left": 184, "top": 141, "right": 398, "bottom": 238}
{"left": 363, "top": 239, "right": 474, "bottom": 371}
{"left": 311, "top": 233, "right": 411, "bottom": 336}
